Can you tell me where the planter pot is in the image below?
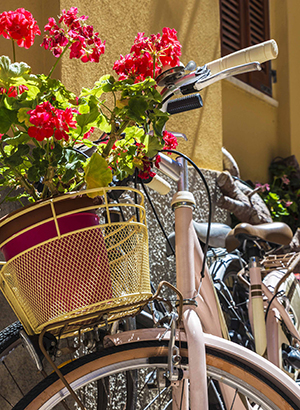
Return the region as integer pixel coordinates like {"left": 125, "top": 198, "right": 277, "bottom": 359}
{"left": 0, "top": 188, "right": 152, "bottom": 336}
{"left": 2, "top": 211, "right": 100, "bottom": 260}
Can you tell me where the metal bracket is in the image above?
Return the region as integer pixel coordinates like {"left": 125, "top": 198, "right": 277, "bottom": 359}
{"left": 166, "top": 312, "right": 181, "bottom": 382}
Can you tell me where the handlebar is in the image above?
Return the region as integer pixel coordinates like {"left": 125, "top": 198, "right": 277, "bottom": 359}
{"left": 206, "top": 39, "right": 278, "bottom": 75}
{"left": 161, "top": 39, "right": 278, "bottom": 104}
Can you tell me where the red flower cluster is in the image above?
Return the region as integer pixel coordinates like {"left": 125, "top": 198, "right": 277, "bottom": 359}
{"left": 138, "top": 157, "right": 156, "bottom": 180}
{"left": 27, "top": 102, "right": 77, "bottom": 142}
{"left": 0, "top": 8, "right": 41, "bottom": 49}
{"left": 0, "top": 85, "right": 28, "bottom": 97}
{"left": 113, "top": 28, "right": 181, "bottom": 82}
{"left": 163, "top": 131, "right": 178, "bottom": 150}
{"left": 41, "top": 7, "right": 105, "bottom": 62}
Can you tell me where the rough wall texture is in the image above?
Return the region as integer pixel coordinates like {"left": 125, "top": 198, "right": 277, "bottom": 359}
{"left": 145, "top": 168, "right": 229, "bottom": 289}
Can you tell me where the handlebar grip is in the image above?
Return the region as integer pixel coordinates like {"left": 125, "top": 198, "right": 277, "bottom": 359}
{"left": 206, "top": 39, "right": 278, "bottom": 75}
{"left": 167, "top": 94, "right": 203, "bottom": 114}
{"left": 145, "top": 174, "right": 171, "bottom": 195}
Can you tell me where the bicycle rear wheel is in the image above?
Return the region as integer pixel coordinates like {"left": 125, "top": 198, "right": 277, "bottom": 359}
{"left": 12, "top": 336, "right": 300, "bottom": 409}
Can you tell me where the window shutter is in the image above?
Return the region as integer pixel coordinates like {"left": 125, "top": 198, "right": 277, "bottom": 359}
{"left": 248, "top": 0, "right": 272, "bottom": 95}
{"left": 220, "top": 0, "right": 272, "bottom": 96}
{"left": 220, "top": 0, "right": 243, "bottom": 54}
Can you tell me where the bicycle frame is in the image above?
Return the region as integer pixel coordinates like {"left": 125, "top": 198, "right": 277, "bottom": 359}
{"left": 155, "top": 155, "right": 246, "bottom": 409}
{"left": 247, "top": 258, "right": 300, "bottom": 367}
{"left": 211, "top": 242, "right": 300, "bottom": 373}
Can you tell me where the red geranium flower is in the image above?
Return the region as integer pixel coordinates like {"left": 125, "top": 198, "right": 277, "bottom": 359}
{"left": 27, "top": 102, "right": 77, "bottom": 142}
{"left": 163, "top": 131, "right": 178, "bottom": 150}
{"left": 41, "top": 7, "right": 105, "bottom": 63}
{"left": 0, "top": 85, "right": 28, "bottom": 97}
{"left": 138, "top": 157, "right": 156, "bottom": 180}
{"left": 114, "top": 28, "right": 181, "bottom": 82}
{"left": 0, "top": 8, "right": 41, "bottom": 49}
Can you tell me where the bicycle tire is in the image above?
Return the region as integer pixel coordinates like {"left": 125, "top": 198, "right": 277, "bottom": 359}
{"left": 12, "top": 336, "right": 300, "bottom": 409}
{"left": 0, "top": 321, "right": 23, "bottom": 360}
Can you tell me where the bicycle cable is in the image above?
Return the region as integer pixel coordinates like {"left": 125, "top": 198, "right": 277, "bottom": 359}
{"left": 160, "top": 149, "right": 212, "bottom": 280}
{"left": 140, "top": 180, "right": 176, "bottom": 256}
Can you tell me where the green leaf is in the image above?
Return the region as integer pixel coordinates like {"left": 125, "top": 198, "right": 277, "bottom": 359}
{"left": 142, "top": 134, "right": 164, "bottom": 157}
{"left": 32, "top": 147, "right": 46, "bottom": 161}
{"left": 60, "top": 148, "right": 85, "bottom": 165}
{"left": 84, "top": 152, "right": 112, "bottom": 197}
{"left": 128, "top": 97, "right": 148, "bottom": 121}
{"left": 17, "top": 107, "right": 32, "bottom": 126}
{"left": 60, "top": 149, "right": 86, "bottom": 182}
{"left": 27, "top": 166, "right": 40, "bottom": 182}
{"left": 0, "top": 107, "right": 18, "bottom": 133}
{"left": 97, "top": 113, "right": 111, "bottom": 133}
{"left": 124, "top": 126, "right": 144, "bottom": 142}
{"left": 0, "top": 56, "right": 31, "bottom": 83}
{"left": 4, "top": 144, "right": 30, "bottom": 167}
{"left": 82, "top": 74, "right": 116, "bottom": 98}
{"left": 76, "top": 102, "right": 100, "bottom": 129}
{"left": 2, "top": 132, "right": 30, "bottom": 146}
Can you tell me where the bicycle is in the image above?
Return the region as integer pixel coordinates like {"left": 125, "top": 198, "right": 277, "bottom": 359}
{"left": 0, "top": 39, "right": 300, "bottom": 409}
{"left": 212, "top": 225, "right": 300, "bottom": 378}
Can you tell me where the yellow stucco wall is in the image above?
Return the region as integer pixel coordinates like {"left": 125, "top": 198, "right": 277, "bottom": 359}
{"left": 222, "top": 79, "right": 278, "bottom": 184}
{"left": 286, "top": 0, "right": 300, "bottom": 163}
{"left": 60, "top": 0, "right": 223, "bottom": 171}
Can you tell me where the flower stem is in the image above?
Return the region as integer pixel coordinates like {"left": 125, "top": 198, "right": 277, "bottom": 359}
{"left": 48, "top": 41, "right": 71, "bottom": 78}
{"left": 152, "top": 55, "right": 156, "bottom": 79}
{"left": 0, "top": 187, "right": 15, "bottom": 205}
{"left": 12, "top": 39, "right": 16, "bottom": 63}
{"left": 101, "top": 119, "right": 130, "bottom": 157}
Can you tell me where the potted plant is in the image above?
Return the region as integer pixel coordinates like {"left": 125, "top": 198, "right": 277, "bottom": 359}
{"left": 0, "top": 7, "right": 181, "bottom": 334}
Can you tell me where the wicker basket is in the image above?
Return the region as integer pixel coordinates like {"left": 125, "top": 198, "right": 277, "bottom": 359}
{"left": 0, "top": 187, "right": 152, "bottom": 335}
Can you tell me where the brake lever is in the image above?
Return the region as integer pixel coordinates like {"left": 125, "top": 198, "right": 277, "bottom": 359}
{"left": 194, "top": 61, "right": 261, "bottom": 91}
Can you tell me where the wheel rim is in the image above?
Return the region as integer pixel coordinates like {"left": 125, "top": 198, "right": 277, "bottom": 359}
{"left": 38, "top": 357, "right": 283, "bottom": 410}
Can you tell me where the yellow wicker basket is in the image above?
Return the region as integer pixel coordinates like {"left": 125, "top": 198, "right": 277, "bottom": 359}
{"left": 0, "top": 187, "right": 152, "bottom": 335}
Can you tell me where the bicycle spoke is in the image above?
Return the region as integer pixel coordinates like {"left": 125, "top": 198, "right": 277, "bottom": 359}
{"left": 97, "top": 378, "right": 108, "bottom": 409}
{"left": 208, "top": 377, "right": 226, "bottom": 410}
{"left": 142, "top": 387, "right": 169, "bottom": 410}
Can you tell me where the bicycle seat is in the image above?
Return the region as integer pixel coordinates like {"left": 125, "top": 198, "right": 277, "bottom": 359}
{"left": 226, "top": 222, "right": 293, "bottom": 252}
{"left": 166, "top": 222, "right": 232, "bottom": 256}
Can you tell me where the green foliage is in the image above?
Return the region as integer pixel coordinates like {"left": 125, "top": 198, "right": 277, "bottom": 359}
{"left": 84, "top": 152, "right": 113, "bottom": 196}
{"left": 257, "top": 157, "right": 300, "bottom": 232}
{"left": 0, "top": 56, "right": 169, "bottom": 203}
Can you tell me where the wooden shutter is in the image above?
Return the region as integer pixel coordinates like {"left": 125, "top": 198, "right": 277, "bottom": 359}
{"left": 220, "top": 0, "right": 272, "bottom": 96}
{"left": 248, "top": 0, "right": 272, "bottom": 95}
{"left": 220, "top": 0, "right": 243, "bottom": 55}
{"left": 220, "top": 0, "right": 248, "bottom": 83}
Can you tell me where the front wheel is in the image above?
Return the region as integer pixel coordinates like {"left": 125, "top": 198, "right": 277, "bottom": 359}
{"left": 12, "top": 337, "right": 300, "bottom": 409}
